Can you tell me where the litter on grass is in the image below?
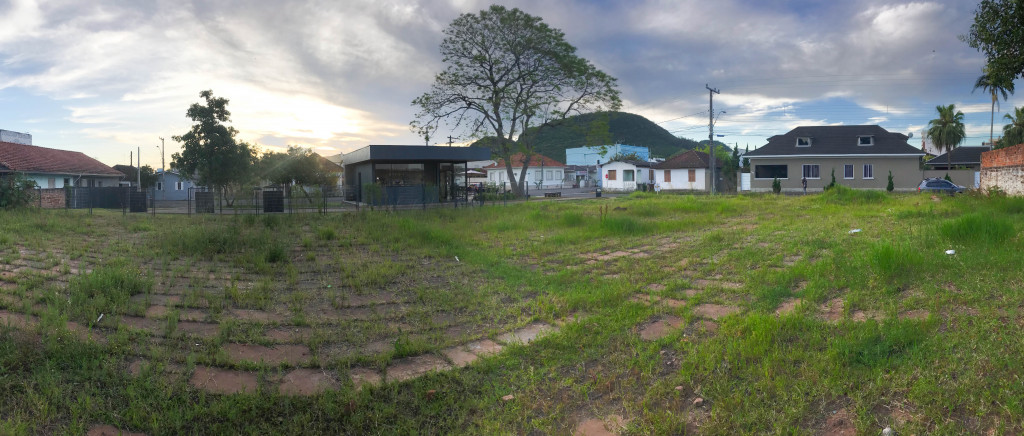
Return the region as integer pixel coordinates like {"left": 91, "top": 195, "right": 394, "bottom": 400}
{"left": 849, "top": 229, "right": 862, "bottom": 234}
{"left": 945, "top": 249, "right": 955, "bottom": 255}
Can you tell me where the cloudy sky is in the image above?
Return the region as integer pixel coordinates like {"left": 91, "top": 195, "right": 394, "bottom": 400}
{"left": 0, "top": 0, "right": 1009, "bottom": 167}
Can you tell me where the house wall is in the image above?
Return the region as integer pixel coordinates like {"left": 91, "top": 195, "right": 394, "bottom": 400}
{"left": 153, "top": 173, "right": 201, "bottom": 201}
{"left": 565, "top": 145, "right": 650, "bottom": 166}
{"left": 981, "top": 144, "right": 1024, "bottom": 195}
{"left": 748, "top": 156, "right": 921, "bottom": 192}
{"left": 654, "top": 168, "right": 709, "bottom": 191}
{"left": 486, "top": 166, "right": 565, "bottom": 189}
{"left": 600, "top": 161, "right": 651, "bottom": 191}
{"left": 22, "top": 174, "right": 120, "bottom": 189}
{"left": 921, "top": 170, "right": 976, "bottom": 189}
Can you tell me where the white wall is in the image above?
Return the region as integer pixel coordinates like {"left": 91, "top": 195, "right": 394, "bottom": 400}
{"left": 486, "top": 166, "right": 565, "bottom": 188}
{"left": 601, "top": 161, "right": 651, "bottom": 191}
{"left": 24, "top": 174, "right": 120, "bottom": 188}
{"left": 653, "top": 168, "right": 706, "bottom": 191}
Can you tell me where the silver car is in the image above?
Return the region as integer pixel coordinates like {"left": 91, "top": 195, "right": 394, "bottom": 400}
{"left": 917, "top": 178, "right": 964, "bottom": 195}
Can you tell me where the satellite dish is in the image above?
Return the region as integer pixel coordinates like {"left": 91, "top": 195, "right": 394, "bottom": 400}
{"left": 908, "top": 132, "right": 914, "bottom": 138}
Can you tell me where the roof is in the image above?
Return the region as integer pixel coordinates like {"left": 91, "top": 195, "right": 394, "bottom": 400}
{"left": 655, "top": 150, "right": 721, "bottom": 169}
{"left": 484, "top": 153, "right": 564, "bottom": 169}
{"left": 0, "top": 141, "right": 123, "bottom": 177}
{"left": 343, "top": 145, "right": 491, "bottom": 166}
{"left": 744, "top": 125, "right": 924, "bottom": 158}
{"left": 924, "top": 146, "right": 991, "bottom": 167}
{"left": 603, "top": 159, "right": 651, "bottom": 168}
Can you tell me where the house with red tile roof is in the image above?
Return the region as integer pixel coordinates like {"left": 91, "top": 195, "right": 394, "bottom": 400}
{"left": 652, "top": 150, "right": 721, "bottom": 192}
{"left": 0, "top": 138, "right": 123, "bottom": 189}
{"left": 483, "top": 153, "right": 567, "bottom": 189}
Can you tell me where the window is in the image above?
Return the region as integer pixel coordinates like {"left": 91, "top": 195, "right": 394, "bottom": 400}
{"left": 175, "top": 181, "right": 183, "bottom": 190}
{"left": 688, "top": 169, "right": 696, "bottom": 182}
{"left": 649, "top": 169, "right": 654, "bottom": 181}
{"left": 47, "top": 178, "right": 55, "bottom": 188}
{"left": 754, "top": 165, "right": 788, "bottom": 179}
{"left": 664, "top": 171, "right": 671, "bottom": 182}
{"left": 156, "top": 182, "right": 163, "bottom": 191}
{"left": 796, "top": 137, "right": 811, "bottom": 147}
{"left": 862, "top": 164, "right": 874, "bottom": 179}
{"left": 545, "top": 170, "right": 553, "bottom": 180}
{"left": 624, "top": 170, "right": 635, "bottom": 181}
{"left": 858, "top": 136, "right": 874, "bottom": 146}
{"left": 802, "top": 164, "right": 820, "bottom": 179}
{"left": 534, "top": 171, "right": 542, "bottom": 181}
{"left": 63, "top": 178, "right": 70, "bottom": 187}
{"left": 607, "top": 170, "right": 616, "bottom": 180}
{"left": 844, "top": 164, "right": 854, "bottom": 179}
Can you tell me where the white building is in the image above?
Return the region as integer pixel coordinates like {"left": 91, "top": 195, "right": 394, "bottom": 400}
{"left": 484, "top": 153, "right": 566, "bottom": 189}
{"left": 600, "top": 160, "right": 653, "bottom": 192}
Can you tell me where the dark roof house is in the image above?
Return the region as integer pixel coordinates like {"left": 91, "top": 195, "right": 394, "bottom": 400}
{"left": 924, "top": 146, "right": 991, "bottom": 170}
{"left": 744, "top": 125, "right": 925, "bottom": 193}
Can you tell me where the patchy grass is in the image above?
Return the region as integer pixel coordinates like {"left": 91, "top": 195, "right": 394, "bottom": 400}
{"left": 0, "top": 192, "right": 1023, "bottom": 434}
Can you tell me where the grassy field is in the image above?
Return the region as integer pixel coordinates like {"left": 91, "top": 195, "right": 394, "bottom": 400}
{"left": 1, "top": 188, "right": 1023, "bottom": 435}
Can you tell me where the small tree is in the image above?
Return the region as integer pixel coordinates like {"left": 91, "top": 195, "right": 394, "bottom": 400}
{"left": 0, "top": 174, "right": 37, "bottom": 209}
{"left": 772, "top": 177, "right": 781, "bottom": 194}
{"left": 886, "top": 170, "right": 894, "bottom": 192}
{"left": 824, "top": 168, "right": 837, "bottom": 191}
{"left": 171, "top": 90, "right": 258, "bottom": 205}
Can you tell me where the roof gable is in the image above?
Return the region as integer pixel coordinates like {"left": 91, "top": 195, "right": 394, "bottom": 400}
{"left": 924, "top": 146, "right": 991, "bottom": 166}
{"left": 0, "top": 141, "right": 123, "bottom": 177}
{"left": 745, "top": 125, "right": 923, "bottom": 158}
{"left": 654, "top": 150, "right": 721, "bottom": 169}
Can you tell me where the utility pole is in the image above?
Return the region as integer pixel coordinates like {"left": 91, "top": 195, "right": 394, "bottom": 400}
{"left": 707, "top": 84, "right": 720, "bottom": 194}
{"left": 158, "top": 137, "right": 165, "bottom": 200}
{"left": 447, "top": 135, "right": 455, "bottom": 147}
{"left": 137, "top": 146, "right": 141, "bottom": 191}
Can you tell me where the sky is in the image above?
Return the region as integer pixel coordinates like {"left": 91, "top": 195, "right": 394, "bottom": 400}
{"left": 0, "top": 0, "right": 1012, "bottom": 167}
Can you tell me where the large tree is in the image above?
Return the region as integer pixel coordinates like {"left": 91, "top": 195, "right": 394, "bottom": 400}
{"left": 972, "top": 68, "right": 1015, "bottom": 147}
{"left": 962, "top": 0, "right": 1024, "bottom": 83}
{"left": 170, "top": 90, "right": 257, "bottom": 201}
{"left": 412, "top": 5, "right": 621, "bottom": 197}
{"left": 926, "top": 104, "right": 966, "bottom": 170}
{"left": 1002, "top": 106, "right": 1024, "bottom": 149}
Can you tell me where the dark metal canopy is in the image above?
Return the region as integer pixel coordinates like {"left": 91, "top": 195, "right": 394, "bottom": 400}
{"left": 342, "top": 145, "right": 491, "bottom": 165}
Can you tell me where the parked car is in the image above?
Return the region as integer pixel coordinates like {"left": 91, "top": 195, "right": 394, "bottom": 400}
{"left": 917, "top": 178, "right": 965, "bottom": 195}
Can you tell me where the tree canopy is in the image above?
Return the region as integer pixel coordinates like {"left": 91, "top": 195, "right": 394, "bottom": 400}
{"left": 1002, "top": 106, "right": 1024, "bottom": 149}
{"left": 412, "top": 5, "right": 621, "bottom": 196}
{"left": 926, "top": 104, "right": 966, "bottom": 169}
{"left": 170, "top": 90, "right": 257, "bottom": 191}
{"left": 962, "top": 0, "right": 1024, "bottom": 82}
{"left": 259, "top": 146, "right": 339, "bottom": 188}
{"left": 972, "top": 68, "right": 1015, "bottom": 146}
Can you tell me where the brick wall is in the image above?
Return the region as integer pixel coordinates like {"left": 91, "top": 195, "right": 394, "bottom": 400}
{"left": 981, "top": 144, "right": 1024, "bottom": 195}
{"left": 33, "top": 188, "right": 65, "bottom": 209}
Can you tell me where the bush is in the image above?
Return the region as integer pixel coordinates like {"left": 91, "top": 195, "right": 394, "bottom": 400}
{"left": 0, "top": 174, "right": 37, "bottom": 209}
{"left": 824, "top": 168, "right": 837, "bottom": 191}
{"left": 772, "top": 177, "right": 781, "bottom": 194}
{"left": 886, "top": 171, "right": 894, "bottom": 192}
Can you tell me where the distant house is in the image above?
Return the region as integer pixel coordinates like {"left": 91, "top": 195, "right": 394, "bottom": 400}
{"left": 924, "top": 146, "right": 991, "bottom": 171}
{"left": 743, "top": 125, "right": 925, "bottom": 193}
{"left": 484, "top": 153, "right": 566, "bottom": 189}
{"left": 565, "top": 144, "right": 650, "bottom": 166}
{"left": 600, "top": 159, "right": 652, "bottom": 191}
{"left": 653, "top": 150, "right": 720, "bottom": 192}
{"left": 0, "top": 135, "right": 122, "bottom": 188}
{"left": 341, "top": 145, "right": 491, "bottom": 204}
{"left": 153, "top": 169, "right": 203, "bottom": 201}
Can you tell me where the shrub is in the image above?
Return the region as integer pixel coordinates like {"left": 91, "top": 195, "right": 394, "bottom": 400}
{"left": 772, "top": 177, "right": 781, "bottom": 194}
{"left": 944, "top": 173, "right": 952, "bottom": 182}
{"left": 886, "top": 171, "right": 894, "bottom": 192}
{"left": 0, "top": 174, "right": 37, "bottom": 209}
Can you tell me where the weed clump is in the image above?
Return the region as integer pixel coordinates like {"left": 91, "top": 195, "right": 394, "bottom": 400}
{"left": 940, "top": 212, "right": 1015, "bottom": 244}
{"left": 829, "top": 320, "right": 929, "bottom": 367}
{"left": 69, "top": 263, "right": 152, "bottom": 322}
{"left": 869, "top": 241, "right": 923, "bottom": 285}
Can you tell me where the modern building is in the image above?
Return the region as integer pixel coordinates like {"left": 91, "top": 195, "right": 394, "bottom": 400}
{"left": 342, "top": 145, "right": 490, "bottom": 204}
{"left": 743, "top": 125, "right": 925, "bottom": 193}
{"left": 565, "top": 144, "right": 650, "bottom": 166}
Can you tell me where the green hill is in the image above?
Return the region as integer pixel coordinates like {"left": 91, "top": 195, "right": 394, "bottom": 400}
{"left": 472, "top": 111, "right": 702, "bottom": 161}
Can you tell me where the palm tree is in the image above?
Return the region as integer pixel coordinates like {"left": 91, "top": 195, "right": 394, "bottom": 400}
{"left": 973, "top": 69, "right": 1015, "bottom": 147}
{"left": 926, "top": 104, "right": 966, "bottom": 170}
{"left": 1002, "top": 106, "right": 1024, "bottom": 148}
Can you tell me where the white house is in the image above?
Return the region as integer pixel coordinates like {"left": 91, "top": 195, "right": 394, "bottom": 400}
{"left": 653, "top": 150, "right": 718, "bottom": 192}
{"left": 484, "top": 153, "right": 566, "bottom": 189}
{"left": 600, "top": 160, "right": 652, "bottom": 192}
